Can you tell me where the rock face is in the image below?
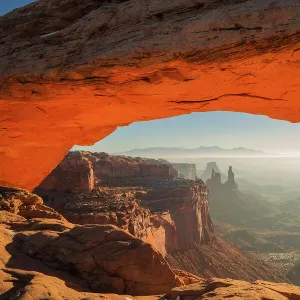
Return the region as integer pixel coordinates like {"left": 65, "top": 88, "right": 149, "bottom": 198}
{"left": 38, "top": 152, "right": 95, "bottom": 192}
{"left": 35, "top": 152, "right": 285, "bottom": 283}
{"left": 36, "top": 152, "right": 212, "bottom": 253}
{"left": 206, "top": 165, "right": 273, "bottom": 227}
{"left": 206, "top": 166, "right": 238, "bottom": 198}
{"left": 15, "top": 224, "right": 184, "bottom": 295}
{"left": 171, "top": 163, "right": 197, "bottom": 180}
{"left": 0, "top": 0, "right": 300, "bottom": 190}
{"left": 0, "top": 186, "right": 66, "bottom": 221}
{"left": 2, "top": 270, "right": 300, "bottom": 300}
{"left": 0, "top": 187, "right": 202, "bottom": 296}
{"left": 0, "top": 269, "right": 136, "bottom": 300}
{"left": 169, "top": 278, "right": 300, "bottom": 300}
{"left": 37, "top": 181, "right": 213, "bottom": 256}
{"left": 140, "top": 180, "right": 213, "bottom": 250}
{"left": 1, "top": 187, "right": 300, "bottom": 299}
{"left": 38, "top": 152, "right": 179, "bottom": 193}
{"left": 224, "top": 166, "right": 238, "bottom": 190}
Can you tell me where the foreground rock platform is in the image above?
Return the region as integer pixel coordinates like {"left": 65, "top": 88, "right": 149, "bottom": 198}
{"left": 0, "top": 186, "right": 201, "bottom": 296}
{"left": 1, "top": 270, "right": 300, "bottom": 300}
{"left": 0, "top": 0, "right": 300, "bottom": 190}
{"left": 1, "top": 186, "right": 300, "bottom": 299}
{"left": 169, "top": 278, "right": 300, "bottom": 300}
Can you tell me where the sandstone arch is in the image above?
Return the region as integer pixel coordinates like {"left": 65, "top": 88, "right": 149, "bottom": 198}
{"left": 0, "top": 0, "right": 299, "bottom": 190}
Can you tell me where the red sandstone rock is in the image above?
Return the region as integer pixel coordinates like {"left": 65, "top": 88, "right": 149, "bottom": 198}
{"left": 39, "top": 152, "right": 94, "bottom": 192}
{"left": 36, "top": 168, "right": 213, "bottom": 255}
{"left": 169, "top": 278, "right": 300, "bottom": 300}
{"left": 91, "top": 152, "right": 179, "bottom": 182}
{"left": 0, "top": 0, "right": 299, "bottom": 190}
{"left": 2, "top": 269, "right": 299, "bottom": 300}
{"left": 0, "top": 188, "right": 299, "bottom": 299}
{"left": 0, "top": 268, "right": 162, "bottom": 300}
{"left": 140, "top": 181, "right": 214, "bottom": 250}
{"left": 34, "top": 154, "right": 283, "bottom": 283}
{"left": 38, "top": 152, "right": 179, "bottom": 193}
{"left": 0, "top": 186, "right": 66, "bottom": 221}
{"left": 14, "top": 224, "right": 191, "bottom": 295}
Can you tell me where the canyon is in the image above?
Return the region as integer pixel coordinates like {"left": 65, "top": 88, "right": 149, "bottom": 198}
{"left": 204, "top": 162, "right": 300, "bottom": 286}
{"left": 34, "top": 152, "right": 285, "bottom": 283}
{"left": 1, "top": 152, "right": 300, "bottom": 299}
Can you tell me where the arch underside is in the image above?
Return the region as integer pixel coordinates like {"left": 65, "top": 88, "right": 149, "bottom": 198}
{"left": 0, "top": 0, "right": 300, "bottom": 190}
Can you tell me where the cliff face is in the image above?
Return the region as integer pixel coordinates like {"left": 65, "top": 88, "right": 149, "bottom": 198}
{"left": 0, "top": 187, "right": 298, "bottom": 299}
{"left": 0, "top": 187, "right": 202, "bottom": 296}
{"left": 36, "top": 152, "right": 213, "bottom": 254}
{"left": 36, "top": 182, "right": 213, "bottom": 256}
{"left": 38, "top": 152, "right": 179, "bottom": 193}
{"left": 206, "top": 165, "right": 238, "bottom": 198}
{"left": 38, "top": 152, "right": 94, "bottom": 192}
{"left": 171, "top": 163, "right": 197, "bottom": 180}
{"left": 35, "top": 152, "right": 285, "bottom": 284}
{"left": 140, "top": 181, "right": 213, "bottom": 250}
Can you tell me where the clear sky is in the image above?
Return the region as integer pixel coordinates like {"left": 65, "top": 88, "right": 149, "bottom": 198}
{"left": 3, "top": 2, "right": 300, "bottom": 156}
{"left": 0, "top": 0, "right": 35, "bottom": 15}
{"left": 72, "top": 112, "right": 300, "bottom": 155}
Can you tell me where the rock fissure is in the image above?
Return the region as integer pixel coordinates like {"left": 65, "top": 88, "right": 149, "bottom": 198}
{"left": 168, "top": 93, "right": 286, "bottom": 104}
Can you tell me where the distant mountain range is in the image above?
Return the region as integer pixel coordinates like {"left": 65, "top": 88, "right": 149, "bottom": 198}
{"left": 115, "top": 146, "right": 274, "bottom": 158}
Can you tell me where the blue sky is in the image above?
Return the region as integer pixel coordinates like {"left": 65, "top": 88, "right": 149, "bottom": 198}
{"left": 0, "top": 0, "right": 35, "bottom": 15}
{"left": 73, "top": 112, "right": 300, "bottom": 155}
{"left": 3, "top": 2, "right": 300, "bottom": 155}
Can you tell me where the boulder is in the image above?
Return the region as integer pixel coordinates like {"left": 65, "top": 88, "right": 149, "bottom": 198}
{"left": 14, "top": 224, "right": 197, "bottom": 295}
{"left": 0, "top": 186, "right": 66, "bottom": 221}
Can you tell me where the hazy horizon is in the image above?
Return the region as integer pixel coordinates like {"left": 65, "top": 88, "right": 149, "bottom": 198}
{"left": 72, "top": 112, "right": 300, "bottom": 156}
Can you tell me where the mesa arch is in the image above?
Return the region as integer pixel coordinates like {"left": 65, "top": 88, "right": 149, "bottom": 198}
{"left": 0, "top": 0, "right": 299, "bottom": 190}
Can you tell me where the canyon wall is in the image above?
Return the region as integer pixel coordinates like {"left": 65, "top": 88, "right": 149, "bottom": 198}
{"left": 36, "top": 152, "right": 213, "bottom": 254}
{"left": 34, "top": 152, "right": 284, "bottom": 282}
{"left": 0, "top": 0, "right": 300, "bottom": 190}
{"left": 38, "top": 151, "right": 179, "bottom": 192}
{"left": 38, "top": 152, "right": 95, "bottom": 192}
{"left": 140, "top": 181, "right": 213, "bottom": 250}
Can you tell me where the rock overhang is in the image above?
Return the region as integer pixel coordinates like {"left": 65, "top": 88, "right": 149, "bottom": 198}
{"left": 0, "top": 0, "right": 299, "bottom": 190}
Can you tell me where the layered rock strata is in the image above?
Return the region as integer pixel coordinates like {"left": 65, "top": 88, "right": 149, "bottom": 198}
{"left": 35, "top": 152, "right": 284, "bottom": 283}
{"left": 0, "top": 186, "right": 200, "bottom": 296}
{"left": 38, "top": 152, "right": 179, "bottom": 192}
{"left": 36, "top": 152, "right": 213, "bottom": 253}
